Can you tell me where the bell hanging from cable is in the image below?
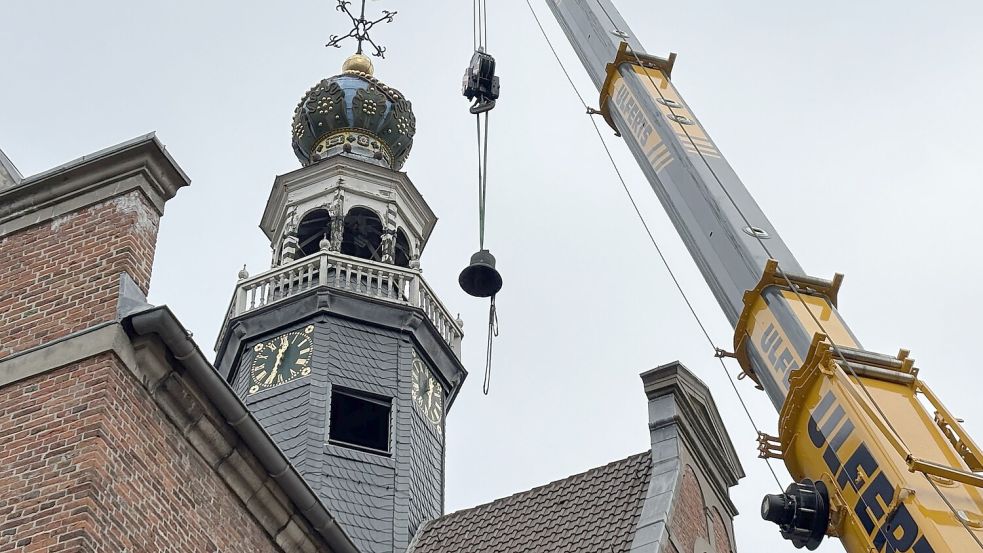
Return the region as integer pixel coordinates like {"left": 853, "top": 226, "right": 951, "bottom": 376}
{"left": 458, "top": 249, "right": 502, "bottom": 298}
{"left": 460, "top": 0, "right": 502, "bottom": 395}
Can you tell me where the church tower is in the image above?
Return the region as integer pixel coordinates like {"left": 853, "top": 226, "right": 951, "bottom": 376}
{"left": 214, "top": 52, "right": 467, "bottom": 553}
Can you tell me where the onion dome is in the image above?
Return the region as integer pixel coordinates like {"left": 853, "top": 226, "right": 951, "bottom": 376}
{"left": 292, "top": 54, "right": 416, "bottom": 170}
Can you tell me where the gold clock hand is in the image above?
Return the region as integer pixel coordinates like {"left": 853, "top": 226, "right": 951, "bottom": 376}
{"left": 265, "top": 365, "right": 278, "bottom": 385}
{"left": 267, "top": 340, "right": 288, "bottom": 385}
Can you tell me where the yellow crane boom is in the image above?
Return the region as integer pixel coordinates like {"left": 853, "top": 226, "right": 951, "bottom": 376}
{"left": 546, "top": 1, "right": 983, "bottom": 551}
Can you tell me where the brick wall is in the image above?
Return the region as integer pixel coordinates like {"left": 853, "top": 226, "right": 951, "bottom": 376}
{"left": 670, "top": 465, "right": 710, "bottom": 553}
{"left": 664, "top": 465, "right": 736, "bottom": 553}
{"left": 0, "top": 353, "right": 282, "bottom": 552}
{"left": 0, "top": 191, "right": 159, "bottom": 360}
{"left": 710, "top": 507, "right": 733, "bottom": 553}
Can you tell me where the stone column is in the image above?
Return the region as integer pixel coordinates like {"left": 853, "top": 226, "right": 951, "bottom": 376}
{"left": 281, "top": 227, "right": 299, "bottom": 264}
{"left": 379, "top": 203, "right": 398, "bottom": 264}
{"left": 329, "top": 188, "right": 345, "bottom": 252}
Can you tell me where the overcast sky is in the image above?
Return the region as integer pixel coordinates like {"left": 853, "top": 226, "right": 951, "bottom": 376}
{"left": 3, "top": 1, "right": 982, "bottom": 551}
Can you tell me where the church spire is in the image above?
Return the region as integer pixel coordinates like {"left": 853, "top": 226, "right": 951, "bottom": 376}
{"left": 215, "top": 5, "right": 465, "bottom": 549}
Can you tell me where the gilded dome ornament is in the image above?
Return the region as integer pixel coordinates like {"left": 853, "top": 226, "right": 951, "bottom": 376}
{"left": 342, "top": 54, "right": 374, "bottom": 75}
{"left": 292, "top": 0, "right": 414, "bottom": 170}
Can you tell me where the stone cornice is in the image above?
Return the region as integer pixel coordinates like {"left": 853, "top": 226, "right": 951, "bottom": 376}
{"left": 0, "top": 133, "right": 190, "bottom": 238}
{"left": 641, "top": 362, "right": 745, "bottom": 516}
{"left": 214, "top": 287, "right": 468, "bottom": 409}
{"left": 263, "top": 156, "right": 436, "bottom": 250}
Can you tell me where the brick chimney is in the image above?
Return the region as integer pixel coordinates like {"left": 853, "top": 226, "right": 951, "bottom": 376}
{"left": 629, "top": 362, "right": 745, "bottom": 553}
{"left": 0, "top": 136, "right": 363, "bottom": 552}
{"left": 0, "top": 134, "right": 188, "bottom": 361}
{"left": 0, "top": 135, "right": 189, "bottom": 550}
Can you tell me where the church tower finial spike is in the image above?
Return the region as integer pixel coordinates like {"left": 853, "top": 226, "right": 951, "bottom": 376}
{"left": 325, "top": 0, "right": 397, "bottom": 59}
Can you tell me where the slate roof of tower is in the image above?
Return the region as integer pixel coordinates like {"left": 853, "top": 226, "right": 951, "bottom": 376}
{"left": 409, "top": 451, "right": 652, "bottom": 553}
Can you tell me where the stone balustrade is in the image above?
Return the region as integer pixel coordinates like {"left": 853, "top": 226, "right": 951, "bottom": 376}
{"left": 218, "top": 252, "right": 463, "bottom": 356}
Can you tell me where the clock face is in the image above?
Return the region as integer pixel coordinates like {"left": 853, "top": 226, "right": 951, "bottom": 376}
{"left": 249, "top": 326, "right": 315, "bottom": 395}
{"left": 410, "top": 357, "right": 444, "bottom": 431}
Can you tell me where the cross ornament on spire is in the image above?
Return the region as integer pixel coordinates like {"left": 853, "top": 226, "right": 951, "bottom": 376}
{"left": 325, "top": 0, "right": 397, "bottom": 58}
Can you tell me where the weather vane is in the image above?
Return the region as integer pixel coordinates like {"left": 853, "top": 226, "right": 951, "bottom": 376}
{"left": 325, "top": 0, "right": 397, "bottom": 58}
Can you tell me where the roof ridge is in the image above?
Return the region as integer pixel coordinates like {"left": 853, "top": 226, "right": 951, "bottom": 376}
{"left": 434, "top": 450, "right": 651, "bottom": 524}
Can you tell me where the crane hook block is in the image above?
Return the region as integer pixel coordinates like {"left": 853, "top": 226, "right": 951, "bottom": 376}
{"left": 462, "top": 49, "right": 500, "bottom": 114}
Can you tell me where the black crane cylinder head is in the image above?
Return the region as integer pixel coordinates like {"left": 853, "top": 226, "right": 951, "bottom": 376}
{"left": 761, "top": 479, "right": 830, "bottom": 550}
{"left": 458, "top": 249, "right": 503, "bottom": 298}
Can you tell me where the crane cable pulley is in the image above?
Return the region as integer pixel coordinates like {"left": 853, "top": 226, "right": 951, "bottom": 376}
{"left": 459, "top": 0, "right": 502, "bottom": 395}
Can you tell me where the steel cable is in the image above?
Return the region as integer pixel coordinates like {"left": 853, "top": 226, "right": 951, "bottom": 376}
{"left": 525, "top": 0, "right": 786, "bottom": 492}
{"left": 472, "top": 0, "right": 496, "bottom": 395}
{"left": 590, "top": 2, "right": 983, "bottom": 549}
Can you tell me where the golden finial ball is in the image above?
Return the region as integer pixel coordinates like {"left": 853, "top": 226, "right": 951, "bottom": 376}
{"left": 342, "top": 54, "right": 374, "bottom": 75}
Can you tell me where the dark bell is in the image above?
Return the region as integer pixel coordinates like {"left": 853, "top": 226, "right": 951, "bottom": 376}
{"left": 458, "top": 249, "right": 503, "bottom": 298}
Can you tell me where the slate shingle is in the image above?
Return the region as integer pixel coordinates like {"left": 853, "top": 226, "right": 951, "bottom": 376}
{"left": 410, "top": 452, "right": 652, "bottom": 553}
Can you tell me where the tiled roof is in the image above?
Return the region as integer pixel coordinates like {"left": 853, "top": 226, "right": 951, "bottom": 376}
{"left": 409, "top": 452, "right": 652, "bottom": 553}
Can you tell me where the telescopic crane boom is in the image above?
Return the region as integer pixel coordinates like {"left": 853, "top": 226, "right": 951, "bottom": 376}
{"left": 546, "top": 1, "right": 983, "bottom": 551}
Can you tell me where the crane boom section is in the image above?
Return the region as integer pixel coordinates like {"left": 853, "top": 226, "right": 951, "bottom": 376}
{"left": 546, "top": 0, "right": 841, "bottom": 410}
{"left": 546, "top": 1, "right": 983, "bottom": 551}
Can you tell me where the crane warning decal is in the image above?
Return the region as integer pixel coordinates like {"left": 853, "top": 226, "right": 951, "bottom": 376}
{"left": 610, "top": 65, "right": 722, "bottom": 164}
{"left": 609, "top": 74, "right": 671, "bottom": 173}
{"left": 743, "top": 297, "right": 805, "bottom": 394}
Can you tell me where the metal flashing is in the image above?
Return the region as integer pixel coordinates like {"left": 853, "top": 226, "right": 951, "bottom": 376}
{"left": 641, "top": 361, "right": 744, "bottom": 514}
{"left": 0, "top": 146, "right": 22, "bottom": 189}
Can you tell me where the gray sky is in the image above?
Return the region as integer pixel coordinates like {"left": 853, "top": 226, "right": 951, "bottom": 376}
{"left": 3, "top": 1, "right": 982, "bottom": 551}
